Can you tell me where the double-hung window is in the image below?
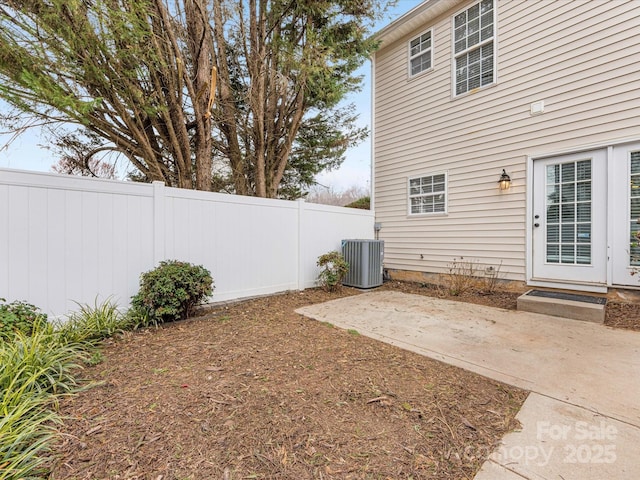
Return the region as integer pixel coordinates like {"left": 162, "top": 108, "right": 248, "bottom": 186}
{"left": 409, "top": 30, "right": 433, "bottom": 77}
{"left": 453, "top": 0, "right": 495, "bottom": 95}
{"left": 409, "top": 173, "right": 447, "bottom": 215}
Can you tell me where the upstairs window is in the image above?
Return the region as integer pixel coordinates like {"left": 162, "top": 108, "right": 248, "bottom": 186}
{"left": 453, "top": 0, "right": 495, "bottom": 95}
{"left": 409, "top": 173, "right": 447, "bottom": 215}
{"left": 409, "top": 30, "right": 433, "bottom": 77}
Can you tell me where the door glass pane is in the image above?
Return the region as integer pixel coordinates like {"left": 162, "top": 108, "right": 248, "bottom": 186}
{"left": 547, "top": 164, "right": 560, "bottom": 183}
{"left": 561, "top": 204, "right": 575, "bottom": 222}
{"left": 546, "top": 159, "right": 592, "bottom": 265}
{"left": 630, "top": 152, "right": 640, "bottom": 266}
{"left": 561, "top": 183, "right": 575, "bottom": 203}
{"left": 576, "top": 203, "right": 590, "bottom": 222}
{"left": 576, "top": 160, "right": 591, "bottom": 181}
{"left": 576, "top": 182, "right": 591, "bottom": 202}
{"left": 547, "top": 244, "right": 559, "bottom": 263}
{"left": 561, "top": 163, "right": 575, "bottom": 183}
{"left": 577, "top": 224, "right": 591, "bottom": 243}
{"left": 576, "top": 245, "right": 591, "bottom": 265}
{"left": 561, "top": 244, "right": 575, "bottom": 263}
{"left": 561, "top": 224, "right": 575, "bottom": 243}
{"left": 547, "top": 224, "right": 559, "bottom": 243}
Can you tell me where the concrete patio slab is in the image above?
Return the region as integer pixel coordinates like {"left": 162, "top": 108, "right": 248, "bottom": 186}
{"left": 475, "top": 393, "right": 640, "bottom": 480}
{"left": 295, "top": 290, "right": 640, "bottom": 479}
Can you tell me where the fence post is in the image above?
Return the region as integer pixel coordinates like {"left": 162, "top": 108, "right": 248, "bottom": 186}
{"left": 153, "top": 181, "right": 166, "bottom": 265}
{"left": 297, "top": 198, "right": 305, "bottom": 291}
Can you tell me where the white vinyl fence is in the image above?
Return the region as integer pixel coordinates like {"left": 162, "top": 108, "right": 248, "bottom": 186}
{"left": 0, "top": 168, "right": 374, "bottom": 317}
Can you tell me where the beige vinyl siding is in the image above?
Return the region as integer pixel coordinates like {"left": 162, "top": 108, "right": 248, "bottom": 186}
{"left": 373, "top": 0, "right": 640, "bottom": 281}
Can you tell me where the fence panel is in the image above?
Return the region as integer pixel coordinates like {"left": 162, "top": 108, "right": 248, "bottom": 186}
{"left": 0, "top": 168, "right": 374, "bottom": 316}
{"left": 1, "top": 170, "right": 156, "bottom": 316}
{"left": 299, "top": 202, "right": 377, "bottom": 289}
{"left": 162, "top": 187, "right": 301, "bottom": 302}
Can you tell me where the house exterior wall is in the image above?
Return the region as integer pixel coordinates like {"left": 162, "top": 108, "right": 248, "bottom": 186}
{"left": 373, "top": 0, "right": 640, "bottom": 283}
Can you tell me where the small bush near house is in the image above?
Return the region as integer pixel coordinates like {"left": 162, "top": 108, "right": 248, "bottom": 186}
{"left": 317, "top": 251, "right": 350, "bottom": 291}
{"left": 0, "top": 298, "right": 48, "bottom": 341}
{"left": 479, "top": 260, "right": 504, "bottom": 294}
{"left": 440, "top": 257, "right": 480, "bottom": 296}
{"left": 131, "top": 260, "right": 214, "bottom": 323}
{"left": 439, "top": 257, "right": 505, "bottom": 296}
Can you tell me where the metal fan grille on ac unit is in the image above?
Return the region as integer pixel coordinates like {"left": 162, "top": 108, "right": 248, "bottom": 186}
{"left": 341, "top": 239, "right": 384, "bottom": 288}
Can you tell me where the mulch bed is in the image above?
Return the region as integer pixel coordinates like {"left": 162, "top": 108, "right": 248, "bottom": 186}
{"left": 48, "top": 280, "right": 639, "bottom": 479}
{"left": 603, "top": 301, "right": 640, "bottom": 331}
{"left": 48, "top": 287, "right": 527, "bottom": 480}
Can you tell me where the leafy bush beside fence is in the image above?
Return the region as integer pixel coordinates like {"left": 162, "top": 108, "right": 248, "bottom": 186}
{"left": 131, "top": 260, "right": 214, "bottom": 323}
{"left": 0, "top": 299, "right": 48, "bottom": 341}
{"left": 317, "top": 251, "right": 349, "bottom": 291}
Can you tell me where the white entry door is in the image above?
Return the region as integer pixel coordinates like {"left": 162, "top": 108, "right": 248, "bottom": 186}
{"left": 532, "top": 150, "right": 607, "bottom": 285}
{"left": 611, "top": 142, "right": 640, "bottom": 286}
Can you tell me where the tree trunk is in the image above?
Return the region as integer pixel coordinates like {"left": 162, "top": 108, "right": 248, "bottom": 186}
{"left": 185, "top": 0, "right": 214, "bottom": 191}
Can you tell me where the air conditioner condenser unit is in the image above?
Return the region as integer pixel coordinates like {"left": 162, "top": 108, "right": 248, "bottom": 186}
{"left": 341, "top": 239, "right": 384, "bottom": 288}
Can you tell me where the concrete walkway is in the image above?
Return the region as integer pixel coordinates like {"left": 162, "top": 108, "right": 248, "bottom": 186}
{"left": 296, "top": 291, "right": 640, "bottom": 480}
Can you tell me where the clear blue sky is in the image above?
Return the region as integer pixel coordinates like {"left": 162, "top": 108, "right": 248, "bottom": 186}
{"left": 0, "top": 0, "right": 423, "bottom": 191}
{"left": 316, "top": 1, "right": 424, "bottom": 192}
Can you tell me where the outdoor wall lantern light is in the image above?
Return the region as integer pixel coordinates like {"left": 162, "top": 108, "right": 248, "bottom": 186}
{"left": 498, "top": 169, "right": 511, "bottom": 191}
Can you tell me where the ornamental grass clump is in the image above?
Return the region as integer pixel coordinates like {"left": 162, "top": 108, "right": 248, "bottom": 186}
{"left": 0, "top": 328, "right": 85, "bottom": 399}
{"left": 0, "top": 386, "right": 59, "bottom": 480}
{"left": 56, "top": 298, "right": 132, "bottom": 345}
{"left": 0, "top": 296, "right": 136, "bottom": 479}
{"left": 131, "top": 260, "right": 214, "bottom": 323}
{"left": 0, "top": 323, "right": 85, "bottom": 480}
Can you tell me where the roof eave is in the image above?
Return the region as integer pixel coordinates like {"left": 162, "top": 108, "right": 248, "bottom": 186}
{"left": 374, "top": 0, "right": 463, "bottom": 47}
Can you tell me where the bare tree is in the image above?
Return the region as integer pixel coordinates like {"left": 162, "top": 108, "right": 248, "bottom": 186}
{"left": 0, "top": 0, "right": 386, "bottom": 197}
{"left": 306, "top": 184, "right": 370, "bottom": 207}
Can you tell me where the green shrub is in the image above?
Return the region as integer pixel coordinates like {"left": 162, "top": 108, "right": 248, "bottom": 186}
{"left": 317, "top": 251, "right": 350, "bottom": 291}
{"left": 131, "top": 260, "right": 214, "bottom": 323}
{"left": 124, "top": 305, "right": 157, "bottom": 330}
{"left": 345, "top": 196, "right": 370, "bottom": 210}
{"left": 0, "top": 299, "right": 48, "bottom": 341}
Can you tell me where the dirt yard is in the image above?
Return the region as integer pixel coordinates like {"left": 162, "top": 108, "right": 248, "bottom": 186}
{"left": 49, "top": 286, "right": 529, "bottom": 480}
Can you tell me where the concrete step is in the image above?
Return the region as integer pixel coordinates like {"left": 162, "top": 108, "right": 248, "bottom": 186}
{"left": 517, "top": 289, "right": 606, "bottom": 323}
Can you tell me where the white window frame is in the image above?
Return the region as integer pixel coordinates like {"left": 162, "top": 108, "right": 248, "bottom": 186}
{"left": 408, "top": 29, "right": 434, "bottom": 78}
{"left": 451, "top": 0, "right": 496, "bottom": 97}
{"left": 408, "top": 172, "right": 448, "bottom": 216}
{"left": 628, "top": 150, "right": 640, "bottom": 267}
